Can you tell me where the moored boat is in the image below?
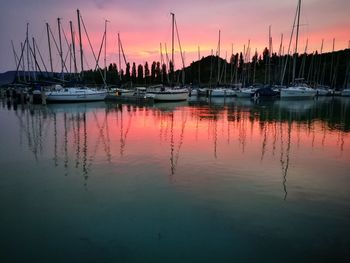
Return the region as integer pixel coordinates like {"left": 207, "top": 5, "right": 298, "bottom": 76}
{"left": 280, "top": 84, "right": 317, "bottom": 98}
{"left": 341, "top": 89, "right": 350, "bottom": 96}
{"left": 146, "top": 85, "right": 189, "bottom": 101}
{"left": 46, "top": 85, "right": 107, "bottom": 102}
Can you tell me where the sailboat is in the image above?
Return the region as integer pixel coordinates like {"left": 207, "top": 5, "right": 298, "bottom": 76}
{"left": 145, "top": 13, "right": 188, "bottom": 102}
{"left": 46, "top": 85, "right": 107, "bottom": 102}
{"left": 280, "top": 0, "right": 317, "bottom": 99}
{"left": 46, "top": 10, "right": 107, "bottom": 103}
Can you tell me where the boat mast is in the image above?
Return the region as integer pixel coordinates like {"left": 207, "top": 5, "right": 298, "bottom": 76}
{"left": 26, "top": 23, "right": 31, "bottom": 82}
{"left": 198, "top": 46, "right": 201, "bottom": 86}
{"left": 46, "top": 23, "right": 54, "bottom": 76}
{"left": 171, "top": 12, "right": 175, "bottom": 84}
{"left": 11, "top": 40, "right": 20, "bottom": 82}
{"left": 217, "top": 30, "right": 221, "bottom": 85}
{"left": 77, "top": 9, "right": 84, "bottom": 77}
{"left": 292, "top": 0, "right": 301, "bottom": 84}
{"left": 70, "top": 21, "right": 77, "bottom": 74}
{"left": 57, "top": 18, "right": 64, "bottom": 80}
{"left": 32, "top": 37, "right": 37, "bottom": 81}
{"left": 118, "top": 33, "right": 121, "bottom": 80}
{"left": 104, "top": 19, "right": 109, "bottom": 82}
{"left": 268, "top": 26, "right": 272, "bottom": 85}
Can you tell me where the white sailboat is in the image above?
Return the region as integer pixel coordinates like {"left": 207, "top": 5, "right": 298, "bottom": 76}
{"left": 145, "top": 13, "right": 189, "bottom": 102}
{"left": 280, "top": 0, "right": 316, "bottom": 99}
{"left": 146, "top": 85, "right": 188, "bottom": 101}
{"left": 46, "top": 85, "right": 107, "bottom": 102}
{"left": 341, "top": 89, "right": 350, "bottom": 96}
{"left": 210, "top": 88, "right": 236, "bottom": 97}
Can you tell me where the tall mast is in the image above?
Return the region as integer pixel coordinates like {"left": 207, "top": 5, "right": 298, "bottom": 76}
{"left": 77, "top": 9, "right": 84, "bottom": 76}
{"left": 104, "top": 19, "right": 109, "bottom": 82}
{"left": 57, "top": 18, "right": 64, "bottom": 80}
{"left": 268, "top": 25, "right": 272, "bottom": 85}
{"left": 26, "top": 23, "right": 30, "bottom": 81}
{"left": 21, "top": 42, "right": 26, "bottom": 82}
{"left": 46, "top": 23, "right": 53, "bottom": 76}
{"left": 198, "top": 45, "right": 201, "bottom": 86}
{"left": 32, "top": 37, "right": 37, "bottom": 81}
{"left": 292, "top": 0, "right": 301, "bottom": 83}
{"left": 11, "top": 40, "right": 20, "bottom": 81}
{"left": 118, "top": 33, "right": 121, "bottom": 80}
{"left": 70, "top": 21, "right": 77, "bottom": 74}
{"left": 171, "top": 12, "right": 175, "bottom": 83}
{"left": 217, "top": 30, "right": 221, "bottom": 84}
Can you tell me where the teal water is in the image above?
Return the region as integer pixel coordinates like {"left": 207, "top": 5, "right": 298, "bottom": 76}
{"left": 0, "top": 97, "right": 349, "bottom": 262}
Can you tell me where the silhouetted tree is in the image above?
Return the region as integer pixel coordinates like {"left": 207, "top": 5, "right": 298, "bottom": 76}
{"left": 131, "top": 62, "right": 137, "bottom": 82}
{"left": 144, "top": 62, "right": 150, "bottom": 84}
{"left": 125, "top": 63, "right": 130, "bottom": 82}
{"left": 151, "top": 61, "right": 156, "bottom": 83}
{"left": 137, "top": 64, "right": 143, "bottom": 83}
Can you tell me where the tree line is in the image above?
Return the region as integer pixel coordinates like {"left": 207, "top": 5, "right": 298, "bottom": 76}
{"left": 14, "top": 48, "right": 350, "bottom": 90}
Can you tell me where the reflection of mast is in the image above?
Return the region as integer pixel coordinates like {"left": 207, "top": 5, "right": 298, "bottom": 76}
{"left": 280, "top": 121, "right": 291, "bottom": 200}
{"left": 170, "top": 113, "right": 175, "bottom": 175}
{"left": 167, "top": 110, "right": 186, "bottom": 175}
{"left": 260, "top": 122, "right": 268, "bottom": 161}
{"left": 53, "top": 112, "right": 58, "bottom": 166}
{"left": 64, "top": 113, "right": 68, "bottom": 175}
{"left": 82, "top": 112, "right": 88, "bottom": 183}
{"left": 118, "top": 107, "right": 132, "bottom": 157}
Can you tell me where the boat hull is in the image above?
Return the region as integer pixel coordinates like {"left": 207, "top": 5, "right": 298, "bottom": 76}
{"left": 46, "top": 89, "right": 107, "bottom": 102}
{"left": 210, "top": 89, "right": 236, "bottom": 97}
{"left": 146, "top": 89, "right": 188, "bottom": 101}
{"left": 280, "top": 88, "right": 316, "bottom": 98}
{"left": 341, "top": 89, "right": 350, "bottom": 97}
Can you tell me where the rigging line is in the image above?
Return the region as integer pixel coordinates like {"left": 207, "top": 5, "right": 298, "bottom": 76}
{"left": 34, "top": 39, "right": 49, "bottom": 74}
{"left": 119, "top": 34, "right": 128, "bottom": 66}
{"left": 28, "top": 42, "right": 43, "bottom": 75}
{"left": 14, "top": 39, "right": 28, "bottom": 78}
{"left": 48, "top": 25, "right": 70, "bottom": 74}
{"left": 80, "top": 13, "right": 106, "bottom": 86}
{"left": 174, "top": 18, "right": 185, "bottom": 69}
{"left": 95, "top": 32, "right": 106, "bottom": 71}
{"left": 281, "top": 1, "right": 299, "bottom": 85}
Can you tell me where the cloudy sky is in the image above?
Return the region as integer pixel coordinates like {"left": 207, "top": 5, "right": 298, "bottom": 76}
{"left": 0, "top": 0, "right": 349, "bottom": 73}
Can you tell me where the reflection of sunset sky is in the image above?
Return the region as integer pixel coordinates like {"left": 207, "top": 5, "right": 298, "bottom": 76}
{"left": 1, "top": 0, "right": 350, "bottom": 72}
{"left": 80, "top": 105, "right": 350, "bottom": 168}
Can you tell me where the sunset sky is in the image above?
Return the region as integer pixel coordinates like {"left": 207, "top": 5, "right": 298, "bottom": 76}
{"left": 0, "top": 0, "right": 349, "bottom": 73}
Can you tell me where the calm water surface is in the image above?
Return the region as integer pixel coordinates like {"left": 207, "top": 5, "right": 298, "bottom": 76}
{"left": 1, "top": 97, "right": 350, "bottom": 262}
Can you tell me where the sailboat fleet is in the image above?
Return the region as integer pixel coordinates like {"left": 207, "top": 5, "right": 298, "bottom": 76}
{"left": 7, "top": 1, "right": 350, "bottom": 104}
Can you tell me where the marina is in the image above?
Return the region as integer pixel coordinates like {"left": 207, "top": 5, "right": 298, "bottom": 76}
{"left": 1, "top": 0, "right": 350, "bottom": 262}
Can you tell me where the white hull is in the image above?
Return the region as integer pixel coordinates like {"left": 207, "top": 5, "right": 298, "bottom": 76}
{"left": 46, "top": 87, "right": 107, "bottom": 102}
{"left": 210, "top": 88, "right": 236, "bottom": 97}
{"left": 236, "top": 88, "right": 255, "bottom": 97}
{"left": 341, "top": 89, "right": 350, "bottom": 97}
{"left": 146, "top": 88, "right": 188, "bottom": 101}
{"left": 280, "top": 86, "right": 316, "bottom": 98}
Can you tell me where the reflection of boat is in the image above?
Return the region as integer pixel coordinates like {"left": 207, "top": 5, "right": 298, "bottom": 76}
{"left": 46, "top": 101, "right": 107, "bottom": 113}
{"left": 46, "top": 86, "right": 107, "bottom": 102}
{"left": 273, "top": 99, "right": 315, "bottom": 111}
{"left": 146, "top": 85, "right": 189, "bottom": 101}
{"left": 153, "top": 100, "right": 188, "bottom": 111}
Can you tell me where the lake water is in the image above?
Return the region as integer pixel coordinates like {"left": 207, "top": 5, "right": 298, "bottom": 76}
{"left": 1, "top": 97, "right": 350, "bottom": 262}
